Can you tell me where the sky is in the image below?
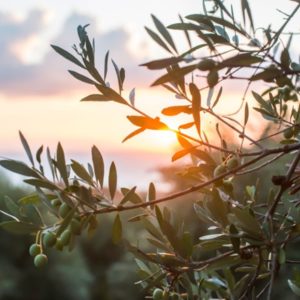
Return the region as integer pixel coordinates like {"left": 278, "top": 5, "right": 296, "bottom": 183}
{"left": 0, "top": 0, "right": 299, "bottom": 190}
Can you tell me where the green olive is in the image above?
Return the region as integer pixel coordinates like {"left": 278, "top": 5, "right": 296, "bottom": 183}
{"left": 55, "top": 238, "right": 64, "bottom": 251}
{"left": 51, "top": 199, "right": 61, "bottom": 208}
{"left": 43, "top": 232, "right": 57, "bottom": 248}
{"left": 207, "top": 70, "right": 219, "bottom": 88}
{"left": 60, "top": 229, "right": 72, "bottom": 246}
{"left": 34, "top": 254, "right": 48, "bottom": 268}
{"left": 59, "top": 203, "right": 72, "bottom": 218}
{"left": 29, "top": 243, "right": 41, "bottom": 257}
{"left": 222, "top": 180, "right": 233, "bottom": 193}
{"left": 227, "top": 157, "right": 239, "bottom": 170}
{"left": 162, "top": 290, "right": 170, "bottom": 300}
{"left": 170, "top": 293, "right": 180, "bottom": 300}
{"left": 70, "top": 219, "right": 81, "bottom": 235}
{"left": 283, "top": 127, "right": 294, "bottom": 139}
{"left": 213, "top": 164, "right": 227, "bottom": 177}
{"left": 198, "top": 59, "right": 215, "bottom": 71}
{"left": 153, "top": 288, "right": 164, "bottom": 300}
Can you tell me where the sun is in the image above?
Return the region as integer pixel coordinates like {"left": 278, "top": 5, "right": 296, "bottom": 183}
{"left": 146, "top": 119, "right": 179, "bottom": 153}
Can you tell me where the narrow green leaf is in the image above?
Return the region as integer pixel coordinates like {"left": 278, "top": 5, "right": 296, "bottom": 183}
{"left": 250, "top": 68, "right": 282, "bottom": 81}
{"left": 19, "top": 131, "right": 34, "bottom": 166}
{"left": 71, "top": 160, "right": 94, "bottom": 185}
{"left": 145, "top": 27, "right": 172, "bottom": 53}
{"left": 18, "top": 194, "right": 40, "bottom": 205}
{"left": 36, "top": 145, "right": 43, "bottom": 165}
{"left": 120, "top": 68, "right": 125, "bottom": 87}
{"left": 46, "top": 147, "right": 55, "bottom": 180}
{"left": 85, "top": 36, "right": 94, "bottom": 66}
{"left": 168, "top": 21, "right": 210, "bottom": 32}
{"left": 148, "top": 182, "right": 156, "bottom": 202}
{"left": 151, "top": 64, "right": 198, "bottom": 86}
{"left": 127, "top": 116, "right": 168, "bottom": 130}
{"left": 4, "top": 196, "right": 19, "bottom": 218}
{"left": 87, "top": 64, "right": 106, "bottom": 86}
{"left": 229, "top": 207, "right": 263, "bottom": 239}
{"left": 96, "top": 85, "right": 127, "bottom": 104}
{"left": 104, "top": 51, "right": 109, "bottom": 81}
{"left": 189, "top": 83, "right": 201, "bottom": 137}
{"left": 91, "top": 146, "right": 104, "bottom": 188}
{"left": 186, "top": 14, "right": 247, "bottom": 36}
{"left": 122, "top": 128, "right": 145, "bottom": 143}
{"left": 220, "top": 53, "right": 262, "bottom": 68}
{"left": 179, "top": 14, "right": 192, "bottom": 48}
{"left": 120, "top": 186, "right": 136, "bottom": 205}
{"left": 129, "top": 88, "right": 135, "bottom": 106}
{"left": 151, "top": 14, "right": 177, "bottom": 53}
{"left": 0, "top": 221, "right": 39, "bottom": 234}
{"left": 109, "top": 162, "right": 117, "bottom": 200}
{"left": 112, "top": 214, "right": 122, "bottom": 244}
{"left": 280, "top": 48, "right": 291, "bottom": 70}
{"left": 177, "top": 134, "right": 193, "bottom": 149}
{"left": 162, "top": 105, "right": 192, "bottom": 116}
{"left": 51, "top": 45, "right": 85, "bottom": 68}
{"left": 81, "top": 94, "right": 111, "bottom": 102}
{"left": 244, "top": 103, "right": 249, "bottom": 125}
{"left": 68, "top": 70, "right": 97, "bottom": 85}
{"left": 172, "top": 148, "right": 193, "bottom": 162}
{"left": 111, "top": 59, "right": 122, "bottom": 93}
{"left": 241, "top": 0, "right": 254, "bottom": 32}
{"left": 147, "top": 238, "right": 170, "bottom": 252}
{"left": 56, "top": 142, "right": 69, "bottom": 186}
{"left": 212, "top": 87, "right": 223, "bottom": 108}
{"left": 178, "top": 122, "right": 194, "bottom": 130}
{"left": 0, "top": 160, "right": 40, "bottom": 178}
{"left": 142, "top": 218, "right": 165, "bottom": 241}
{"left": 24, "top": 179, "right": 58, "bottom": 190}
{"left": 128, "top": 213, "right": 149, "bottom": 222}
{"left": 140, "top": 57, "right": 182, "bottom": 70}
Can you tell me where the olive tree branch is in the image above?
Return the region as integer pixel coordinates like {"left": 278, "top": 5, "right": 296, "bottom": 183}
{"left": 80, "top": 144, "right": 300, "bottom": 216}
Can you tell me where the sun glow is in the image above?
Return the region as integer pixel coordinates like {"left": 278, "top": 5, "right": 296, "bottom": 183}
{"left": 142, "top": 118, "right": 180, "bottom": 153}
{"left": 153, "top": 129, "right": 178, "bottom": 149}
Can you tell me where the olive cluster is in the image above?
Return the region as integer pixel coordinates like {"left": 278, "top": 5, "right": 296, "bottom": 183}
{"left": 152, "top": 288, "right": 181, "bottom": 300}
{"left": 283, "top": 126, "right": 300, "bottom": 140}
{"left": 29, "top": 200, "right": 82, "bottom": 268}
{"left": 213, "top": 156, "right": 239, "bottom": 191}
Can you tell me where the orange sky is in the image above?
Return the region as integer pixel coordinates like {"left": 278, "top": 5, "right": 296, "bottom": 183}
{"left": 0, "top": 1, "right": 299, "bottom": 190}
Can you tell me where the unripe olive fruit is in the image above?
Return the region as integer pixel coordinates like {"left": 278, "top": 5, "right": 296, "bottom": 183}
{"left": 29, "top": 243, "right": 41, "bottom": 257}
{"left": 170, "top": 293, "right": 180, "bottom": 300}
{"left": 70, "top": 219, "right": 81, "bottom": 235}
{"left": 207, "top": 70, "right": 219, "bottom": 88}
{"left": 222, "top": 180, "right": 233, "bottom": 193}
{"left": 43, "top": 232, "right": 57, "bottom": 248}
{"left": 227, "top": 157, "right": 239, "bottom": 170}
{"left": 60, "top": 229, "right": 72, "bottom": 246}
{"left": 213, "top": 164, "right": 227, "bottom": 177}
{"left": 51, "top": 199, "right": 61, "bottom": 208}
{"left": 198, "top": 59, "right": 215, "bottom": 71}
{"left": 153, "top": 288, "right": 164, "bottom": 300}
{"left": 55, "top": 238, "right": 64, "bottom": 251}
{"left": 59, "top": 203, "right": 72, "bottom": 218}
{"left": 284, "top": 127, "right": 294, "bottom": 139}
{"left": 163, "top": 290, "right": 170, "bottom": 300}
{"left": 34, "top": 254, "right": 48, "bottom": 268}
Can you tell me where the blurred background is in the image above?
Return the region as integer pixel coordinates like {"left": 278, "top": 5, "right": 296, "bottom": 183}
{"left": 1, "top": 0, "right": 300, "bottom": 299}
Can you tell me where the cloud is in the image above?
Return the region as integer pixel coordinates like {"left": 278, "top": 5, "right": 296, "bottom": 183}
{"left": 0, "top": 10, "right": 154, "bottom": 97}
